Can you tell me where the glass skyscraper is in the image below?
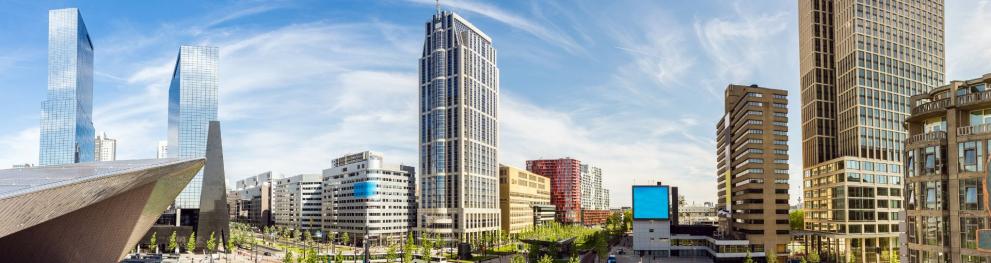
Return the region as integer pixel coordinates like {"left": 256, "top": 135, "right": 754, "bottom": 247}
{"left": 168, "top": 45, "right": 219, "bottom": 210}
{"left": 40, "top": 8, "right": 94, "bottom": 166}
{"left": 419, "top": 10, "right": 500, "bottom": 242}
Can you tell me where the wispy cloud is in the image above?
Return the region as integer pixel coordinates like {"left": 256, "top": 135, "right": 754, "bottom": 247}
{"left": 407, "top": 0, "right": 585, "bottom": 54}
{"left": 946, "top": 0, "right": 991, "bottom": 80}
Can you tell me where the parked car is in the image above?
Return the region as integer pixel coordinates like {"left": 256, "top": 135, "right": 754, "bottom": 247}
{"left": 607, "top": 255, "right": 617, "bottom": 263}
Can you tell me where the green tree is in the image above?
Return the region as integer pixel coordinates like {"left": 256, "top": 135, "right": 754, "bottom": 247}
{"left": 420, "top": 233, "right": 433, "bottom": 263}
{"left": 342, "top": 232, "right": 350, "bottom": 247}
{"left": 569, "top": 256, "right": 580, "bottom": 263}
{"left": 206, "top": 231, "right": 217, "bottom": 255}
{"left": 283, "top": 250, "right": 294, "bottom": 263}
{"left": 149, "top": 232, "right": 158, "bottom": 253}
{"left": 403, "top": 232, "right": 415, "bottom": 263}
{"left": 511, "top": 254, "right": 526, "bottom": 263}
{"left": 808, "top": 250, "right": 821, "bottom": 263}
{"left": 167, "top": 231, "right": 178, "bottom": 254}
{"left": 790, "top": 209, "right": 805, "bottom": 230}
{"left": 743, "top": 251, "right": 754, "bottom": 263}
{"left": 537, "top": 254, "right": 554, "bottom": 263}
{"left": 385, "top": 242, "right": 397, "bottom": 263}
{"left": 595, "top": 232, "right": 609, "bottom": 262}
{"left": 767, "top": 254, "right": 778, "bottom": 263}
{"left": 334, "top": 251, "right": 345, "bottom": 263}
{"left": 227, "top": 237, "right": 235, "bottom": 254}
{"left": 293, "top": 229, "right": 302, "bottom": 242}
{"left": 185, "top": 232, "right": 197, "bottom": 254}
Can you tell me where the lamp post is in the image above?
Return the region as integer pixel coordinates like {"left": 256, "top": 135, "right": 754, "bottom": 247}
{"left": 315, "top": 231, "right": 324, "bottom": 260}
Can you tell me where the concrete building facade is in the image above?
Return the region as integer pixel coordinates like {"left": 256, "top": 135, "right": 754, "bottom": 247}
{"left": 232, "top": 171, "right": 274, "bottom": 228}
{"left": 799, "top": 0, "right": 945, "bottom": 262}
{"left": 715, "top": 84, "right": 790, "bottom": 258}
{"left": 498, "top": 165, "right": 551, "bottom": 234}
{"left": 902, "top": 74, "right": 991, "bottom": 262}
{"left": 273, "top": 174, "right": 323, "bottom": 232}
{"left": 322, "top": 151, "right": 416, "bottom": 246}
{"left": 95, "top": 132, "right": 116, "bottom": 161}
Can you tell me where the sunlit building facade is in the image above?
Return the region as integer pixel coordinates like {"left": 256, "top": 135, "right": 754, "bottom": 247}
{"left": 168, "top": 45, "right": 219, "bottom": 210}
{"left": 903, "top": 75, "right": 991, "bottom": 262}
{"left": 799, "top": 0, "right": 945, "bottom": 262}
{"left": 94, "top": 132, "right": 116, "bottom": 161}
{"left": 498, "top": 165, "right": 551, "bottom": 234}
{"left": 40, "top": 8, "right": 95, "bottom": 166}
{"left": 418, "top": 10, "right": 501, "bottom": 242}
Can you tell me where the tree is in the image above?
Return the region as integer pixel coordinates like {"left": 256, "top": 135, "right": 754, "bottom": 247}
{"left": 185, "top": 232, "right": 197, "bottom": 254}
{"left": 386, "top": 242, "right": 398, "bottom": 263}
{"left": 403, "top": 232, "right": 415, "bottom": 263}
{"left": 283, "top": 250, "right": 294, "bottom": 263}
{"left": 767, "top": 254, "right": 778, "bottom": 263}
{"left": 149, "top": 232, "right": 158, "bottom": 254}
{"left": 808, "top": 250, "right": 821, "bottom": 263}
{"left": 790, "top": 209, "right": 805, "bottom": 230}
{"left": 595, "top": 232, "right": 609, "bottom": 262}
{"left": 743, "top": 251, "right": 754, "bottom": 263}
{"left": 511, "top": 254, "right": 527, "bottom": 263}
{"left": 537, "top": 254, "right": 554, "bottom": 263}
{"left": 334, "top": 251, "right": 345, "bottom": 263}
{"left": 420, "top": 233, "right": 434, "bottom": 263}
{"left": 206, "top": 231, "right": 217, "bottom": 260}
{"left": 569, "top": 256, "right": 580, "bottom": 263}
{"left": 167, "top": 231, "right": 178, "bottom": 254}
{"left": 342, "top": 232, "right": 350, "bottom": 248}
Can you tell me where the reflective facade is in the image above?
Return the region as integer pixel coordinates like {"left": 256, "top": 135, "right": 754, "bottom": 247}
{"left": 799, "top": 0, "right": 945, "bottom": 262}
{"left": 168, "top": 45, "right": 219, "bottom": 209}
{"left": 40, "top": 8, "right": 95, "bottom": 166}
{"left": 903, "top": 75, "right": 991, "bottom": 262}
{"left": 715, "top": 84, "right": 790, "bottom": 259}
{"left": 419, "top": 11, "right": 500, "bottom": 242}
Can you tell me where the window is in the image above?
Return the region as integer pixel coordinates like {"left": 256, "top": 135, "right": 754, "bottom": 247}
{"left": 923, "top": 146, "right": 940, "bottom": 175}
{"left": 773, "top": 103, "right": 786, "bottom": 108}
{"left": 747, "top": 92, "right": 763, "bottom": 98}
{"left": 906, "top": 150, "right": 915, "bottom": 177}
{"left": 970, "top": 108, "right": 991, "bottom": 126}
{"left": 923, "top": 117, "right": 946, "bottom": 132}
{"left": 773, "top": 94, "right": 786, "bottom": 99}
{"left": 747, "top": 111, "right": 763, "bottom": 116}
{"left": 773, "top": 130, "right": 787, "bottom": 136}
{"left": 959, "top": 141, "right": 983, "bottom": 172}
{"left": 961, "top": 179, "right": 983, "bottom": 211}
{"left": 773, "top": 112, "right": 787, "bottom": 117}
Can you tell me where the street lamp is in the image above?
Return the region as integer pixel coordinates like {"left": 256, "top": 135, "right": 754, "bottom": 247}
{"left": 315, "top": 230, "right": 324, "bottom": 260}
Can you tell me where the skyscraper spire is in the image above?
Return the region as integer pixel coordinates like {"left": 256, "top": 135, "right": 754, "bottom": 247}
{"left": 435, "top": 0, "right": 440, "bottom": 14}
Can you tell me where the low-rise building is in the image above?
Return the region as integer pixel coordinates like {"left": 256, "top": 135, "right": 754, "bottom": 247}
{"left": 232, "top": 171, "right": 274, "bottom": 228}
{"left": 679, "top": 204, "right": 718, "bottom": 226}
{"left": 273, "top": 174, "right": 323, "bottom": 232}
{"left": 322, "top": 151, "right": 415, "bottom": 246}
{"left": 499, "top": 165, "right": 552, "bottom": 234}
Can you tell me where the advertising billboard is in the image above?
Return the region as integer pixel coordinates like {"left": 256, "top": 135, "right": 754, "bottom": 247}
{"left": 353, "top": 181, "right": 377, "bottom": 198}
{"left": 632, "top": 185, "right": 670, "bottom": 220}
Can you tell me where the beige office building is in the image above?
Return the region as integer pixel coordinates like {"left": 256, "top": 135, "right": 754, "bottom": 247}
{"left": 799, "top": 0, "right": 945, "bottom": 262}
{"left": 903, "top": 74, "right": 991, "bottom": 262}
{"left": 499, "top": 165, "right": 551, "bottom": 234}
{"left": 716, "top": 84, "right": 791, "bottom": 259}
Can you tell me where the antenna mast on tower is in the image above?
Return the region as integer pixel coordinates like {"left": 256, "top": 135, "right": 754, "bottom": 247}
{"left": 435, "top": 0, "right": 440, "bottom": 14}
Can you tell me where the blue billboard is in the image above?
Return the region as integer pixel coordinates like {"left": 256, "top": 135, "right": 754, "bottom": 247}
{"left": 632, "top": 186, "right": 670, "bottom": 220}
{"left": 354, "top": 181, "right": 377, "bottom": 198}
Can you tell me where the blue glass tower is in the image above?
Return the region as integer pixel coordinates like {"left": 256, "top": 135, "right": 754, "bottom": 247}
{"left": 39, "top": 8, "right": 95, "bottom": 166}
{"left": 168, "top": 45, "right": 219, "bottom": 210}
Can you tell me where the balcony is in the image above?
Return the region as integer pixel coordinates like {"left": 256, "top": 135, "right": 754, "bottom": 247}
{"left": 959, "top": 123, "right": 991, "bottom": 136}
{"left": 910, "top": 98, "right": 950, "bottom": 116}
{"left": 905, "top": 131, "right": 946, "bottom": 145}
{"left": 957, "top": 90, "right": 991, "bottom": 107}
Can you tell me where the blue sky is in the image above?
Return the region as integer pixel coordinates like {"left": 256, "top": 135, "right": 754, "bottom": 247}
{"left": 0, "top": 1, "right": 989, "bottom": 206}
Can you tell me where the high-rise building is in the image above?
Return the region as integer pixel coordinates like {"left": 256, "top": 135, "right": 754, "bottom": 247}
{"left": 903, "top": 75, "right": 991, "bottom": 262}
{"left": 418, "top": 10, "right": 500, "bottom": 242}
{"left": 157, "top": 140, "right": 168, "bottom": 159}
{"left": 232, "top": 171, "right": 274, "bottom": 228}
{"left": 273, "top": 174, "right": 323, "bottom": 232}
{"left": 498, "top": 165, "right": 551, "bottom": 234}
{"left": 94, "top": 133, "right": 116, "bottom": 161}
{"left": 526, "top": 158, "right": 582, "bottom": 224}
{"left": 321, "top": 151, "right": 416, "bottom": 246}
{"left": 39, "top": 8, "right": 95, "bottom": 166}
{"left": 799, "top": 1, "right": 944, "bottom": 262}
{"left": 715, "top": 84, "right": 790, "bottom": 259}
{"left": 167, "top": 45, "right": 219, "bottom": 211}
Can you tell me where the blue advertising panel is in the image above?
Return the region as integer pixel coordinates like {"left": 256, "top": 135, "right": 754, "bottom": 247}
{"left": 632, "top": 186, "right": 670, "bottom": 220}
{"left": 354, "top": 181, "right": 376, "bottom": 198}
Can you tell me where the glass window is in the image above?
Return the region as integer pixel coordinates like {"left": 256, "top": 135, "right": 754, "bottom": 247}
{"left": 960, "top": 141, "right": 983, "bottom": 172}
{"left": 924, "top": 117, "right": 946, "bottom": 132}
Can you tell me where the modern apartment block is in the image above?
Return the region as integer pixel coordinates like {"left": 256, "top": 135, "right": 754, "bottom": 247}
{"left": 94, "top": 132, "right": 116, "bottom": 161}
{"left": 273, "top": 174, "right": 323, "bottom": 232}
{"left": 157, "top": 140, "right": 168, "bottom": 159}
{"left": 715, "top": 84, "right": 790, "bottom": 258}
{"left": 322, "top": 151, "right": 416, "bottom": 246}
{"left": 903, "top": 75, "right": 991, "bottom": 262}
{"left": 526, "top": 158, "right": 582, "bottom": 224}
{"left": 498, "top": 165, "right": 551, "bottom": 234}
{"left": 418, "top": 10, "right": 501, "bottom": 242}
{"left": 232, "top": 171, "right": 274, "bottom": 228}
{"left": 580, "top": 164, "right": 610, "bottom": 211}
{"left": 40, "top": 8, "right": 95, "bottom": 166}
{"left": 799, "top": 0, "right": 945, "bottom": 262}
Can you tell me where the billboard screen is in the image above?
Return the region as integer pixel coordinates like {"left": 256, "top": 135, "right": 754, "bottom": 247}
{"left": 632, "top": 185, "right": 670, "bottom": 220}
{"left": 353, "top": 181, "right": 377, "bottom": 198}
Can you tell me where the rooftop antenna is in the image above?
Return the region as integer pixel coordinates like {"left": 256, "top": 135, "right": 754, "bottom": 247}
{"left": 435, "top": 0, "right": 440, "bottom": 14}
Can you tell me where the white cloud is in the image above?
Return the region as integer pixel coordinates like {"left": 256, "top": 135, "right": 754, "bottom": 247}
{"left": 946, "top": 0, "right": 991, "bottom": 80}
{"left": 0, "top": 128, "right": 39, "bottom": 168}
{"left": 693, "top": 7, "right": 789, "bottom": 84}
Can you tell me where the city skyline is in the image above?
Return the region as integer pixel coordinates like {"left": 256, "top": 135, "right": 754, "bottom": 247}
{"left": 2, "top": 1, "right": 991, "bottom": 207}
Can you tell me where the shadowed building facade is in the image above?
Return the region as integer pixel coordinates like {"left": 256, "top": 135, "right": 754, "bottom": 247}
{"left": 799, "top": 0, "right": 945, "bottom": 262}
{"left": 0, "top": 158, "right": 204, "bottom": 262}
{"left": 903, "top": 74, "right": 991, "bottom": 262}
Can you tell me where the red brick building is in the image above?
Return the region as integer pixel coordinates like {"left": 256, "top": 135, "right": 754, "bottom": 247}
{"left": 581, "top": 210, "right": 611, "bottom": 225}
{"left": 526, "top": 158, "right": 582, "bottom": 224}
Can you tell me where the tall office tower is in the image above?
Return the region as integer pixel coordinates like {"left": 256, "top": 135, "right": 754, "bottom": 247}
{"left": 799, "top": 1, "right": 944, "bottom": 262}
{"left": 322, "top": 151, "right": 416, "bottom": 246}
{"left": 162, "top": 45, "right": 219, "bottom": 228}
{"left": 903, "top": 75, "right": 991, "bottom": 262}
{"left": 39, "top": 8, "right": 95, "bottom": 166}
{"left": 715, "top": 84, "right": 790, "bottom": 260}
{"left": 94, "top": 132, "right": 116, "bottom": 161}
{"left": 157, "top": 140, "right": 168, "bottom": 159}
{"left": 418, "top": 10, "right": 500, "bottom": 242}
{"left": 273, "top": 174, "right": 323, "bottom": 232}
{"left": 526, "top": 158, "right": 582, "bottom": 224}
